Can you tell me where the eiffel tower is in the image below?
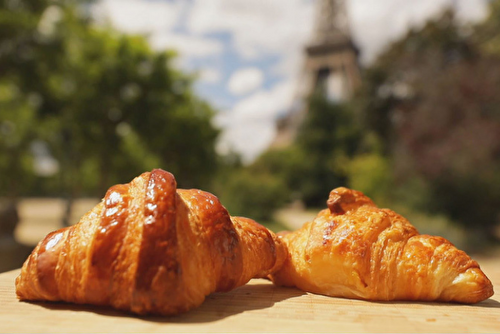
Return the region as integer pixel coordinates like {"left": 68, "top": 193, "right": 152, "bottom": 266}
{"left": 272, "top": 0, "right": 361, "bottom": 148}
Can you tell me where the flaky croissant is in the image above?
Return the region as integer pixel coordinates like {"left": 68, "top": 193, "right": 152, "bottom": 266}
{"left": 16, "top": 169, "right": 286, "bottom": 315}
{"left": 270, "top": 187, "right": 494, "bottom": 303}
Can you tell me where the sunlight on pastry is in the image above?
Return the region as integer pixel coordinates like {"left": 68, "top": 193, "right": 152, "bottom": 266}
{"left": 269, "top": 187, "right": 494, "bottom": 304}
{"left": 15, "top": 169, "right": 286, "bottom": 316}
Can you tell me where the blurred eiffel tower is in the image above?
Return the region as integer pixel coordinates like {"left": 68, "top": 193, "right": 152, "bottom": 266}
{"left": 272, "top": 0, "right": 361, "bottom": 148}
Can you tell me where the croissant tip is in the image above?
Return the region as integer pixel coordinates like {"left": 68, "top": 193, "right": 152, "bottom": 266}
{"left": 327, "top": 187, "right": 374, "bottom": 215}
{"left": 461, "top": 286, "right": 494, "bottom": 304}
{"left": 474, "top": 275, "right": 495, "bottom": 303}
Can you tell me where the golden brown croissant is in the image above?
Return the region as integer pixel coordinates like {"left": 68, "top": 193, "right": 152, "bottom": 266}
{"left": 16, "top": 169, "right": 286, "bottom": 315}
{"left": 270, "top": 187, "right": 494, "bottom": 304}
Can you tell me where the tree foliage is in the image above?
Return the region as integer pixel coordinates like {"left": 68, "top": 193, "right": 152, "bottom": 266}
{"left": 292, "top": 95, "right": 360, "bottom": 206}
{"left": 233, "top": 94, "right": 361, "bottom": 211}
{"left": 355, "top": 7, "right": 500, "bottom": 241}
{"left": 0, "top": 1, "right": 220, "bottom": 224}
{"left": 216, "top": 167, "right": 288, "bottom": 222}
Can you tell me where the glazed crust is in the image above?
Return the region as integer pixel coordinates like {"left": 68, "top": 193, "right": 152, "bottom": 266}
{"left": 15, "top": 169, "right": 286, "bottom": 315}
{"left": 270, "top": 187, "right": 494, "bottom": 303}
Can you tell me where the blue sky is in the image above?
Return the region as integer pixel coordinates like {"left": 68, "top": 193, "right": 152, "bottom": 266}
{"left": 93, "top": 0, "right": 487, "bottom": 163}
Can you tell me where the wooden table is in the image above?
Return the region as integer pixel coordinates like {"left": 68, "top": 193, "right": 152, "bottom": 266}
{"left": 1, "top": 257, "right": 499, "bottom": 333}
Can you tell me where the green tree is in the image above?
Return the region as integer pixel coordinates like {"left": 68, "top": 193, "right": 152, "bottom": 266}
{"left": 0, "top": 83, "right": 36, "bottom": 199}
{"left": 0, "top": 0, "right": 51, "bottom": 213}
{"left": 355, "top": 8, "right": 500, "bottom": 243}
{"left": 0, "top": 0, "right": 220, "bottom": 226}
{"left": 216, "top": 167, "right": 288, "bottom": 223}
{"left": 475, "top": 0, "right": 500, "bottom": 57}
{"left": 292, "top": 94, "right": 360, "bottom": 206}
{"left": 239, "top": 94, "right": 361, "bottom": 210}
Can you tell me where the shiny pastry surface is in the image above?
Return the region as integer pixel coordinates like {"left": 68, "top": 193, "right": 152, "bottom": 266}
{"left": 270, "top": 187, "right": 494, "bottom": 304}
{"left": 16, "top": 169, "right": 286, "bottom": 315}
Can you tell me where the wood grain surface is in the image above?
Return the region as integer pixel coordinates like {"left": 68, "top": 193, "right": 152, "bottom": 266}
{"left": 1, "top": 257, "right": 499, "bottom": 333}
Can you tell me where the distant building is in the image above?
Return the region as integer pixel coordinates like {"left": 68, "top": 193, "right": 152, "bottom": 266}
{"left": 272, "top": 0, "right": 361, "bottom": 148}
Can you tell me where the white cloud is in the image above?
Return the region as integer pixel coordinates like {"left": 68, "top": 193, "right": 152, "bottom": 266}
{"left": 231, "top": 80, "right": 295, "bottom": 121}
{"left": 227, "top": 67, "right": 264, "bottom": 95}
{"left": 95, "top": 0, "right": 182, "bottom": 34}
{"left": 150, "top": 33, "right": 223, "bottom": 57}
{"left": 95, "top": 0, "right": 488, "bottom": 70}
{"left": 198, "top": 68, "right": 222, "bottom": 84}
{"left": 349, "top": 0, "right": 488, "bottom": 63}
{"left": 94, "top": 0, "right": 223, "bottom": 60}
{"left": 215, "top": 80, "right": 295, "bottom": 162}
{"left": 184, "top": 0, "right": 487, "bottom": 66}
{"left": 188, "top": 0, "right": 315, "bottom": 60}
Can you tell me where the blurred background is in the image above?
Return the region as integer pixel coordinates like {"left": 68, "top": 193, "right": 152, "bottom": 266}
{"left": 1, "top": 0, "right": 500, "bottom": 272}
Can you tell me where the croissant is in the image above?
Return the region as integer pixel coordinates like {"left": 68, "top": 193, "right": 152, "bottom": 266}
{"left": 16, "top": 169, "right": 286, "bottom": 315}
{"left": 270, "top": 187, "right": 494, "bottom": 303}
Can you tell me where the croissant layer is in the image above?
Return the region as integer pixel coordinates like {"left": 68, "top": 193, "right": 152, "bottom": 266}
{"left": 270, "top": 187, "right": 494, "bottom": 304}
{"left": 16, "top": 169, "right": 286, "bottom": 315}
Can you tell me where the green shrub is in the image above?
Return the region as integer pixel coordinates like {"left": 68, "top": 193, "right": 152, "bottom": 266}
{"left": 346, "top": 152, "right": 393, "bottom": 205}
{"left": 217, "top": 169, "right": 288, "bottom": 222}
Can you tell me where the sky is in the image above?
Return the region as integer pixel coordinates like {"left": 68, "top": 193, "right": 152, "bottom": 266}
{"left": 93, "top": 0, "right": 488, "bottom": 163}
